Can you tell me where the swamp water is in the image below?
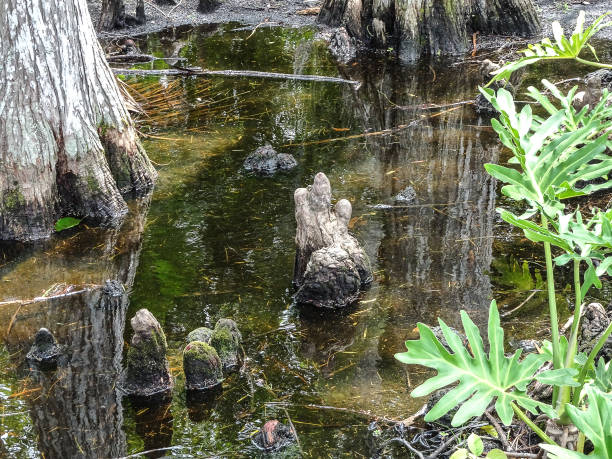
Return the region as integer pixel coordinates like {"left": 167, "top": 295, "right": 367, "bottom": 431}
{"left": 1, "top": 24, "right": 611, "bottom": 458}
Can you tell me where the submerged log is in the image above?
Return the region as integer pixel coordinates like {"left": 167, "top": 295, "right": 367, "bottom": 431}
{"left": 111, "top": 67, "right": 361, "bottom": 85}
{"left": 318, "top": 0, "right": 540, "bottom": 61}
{"left": 293, "top": 172, "right": 372, "bottom": 308}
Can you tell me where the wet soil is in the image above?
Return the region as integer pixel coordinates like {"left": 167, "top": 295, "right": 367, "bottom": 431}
{"left": 90, "top": 0, "right": 320, "bottom": 39}
{"left": 90, "top": 0, "right": 612, "bottom": 44}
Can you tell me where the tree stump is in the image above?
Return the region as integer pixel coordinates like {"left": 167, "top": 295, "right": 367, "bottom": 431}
{"left": 318, "top": 0, "right": 540, "bottom": 61}
{"left": 183, "top": 341, "right": 224, "bottom": 390}
{"left": 198, "top": 0, "right": 221, "bottom": 13}
{"left": 293, "top": 172, "right": 372, "bottom": 308}
{"left": 124, "top": 309, "right": 173, "bottom": 397}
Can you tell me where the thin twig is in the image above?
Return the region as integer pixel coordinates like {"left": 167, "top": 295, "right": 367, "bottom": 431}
{"left": 425, "top": 430, "right": 463, "bottom": 459}
{"left": 6, "top": 303, "right": 24, "bottom": 337}
{"left": 504, "top": 453, "right": 539, "bottom": 458}
{"left": 282, "top": 407, "right": 303, "bottom": 455}
{"left": 117, "top": 446, "right": 185, "bottom": 458}
{"left": 245, "top": 21, "right": 278, "bottom": 40}
{"left": 168, "top": 0, "right": 184, "bottom": 15}
{"left": 484, "top": 410, "right": 512, "bottom": 451}
{"left": 382, "top": 438, "right": 425, "bottom": 459}
{"left": 501, "top": 290, "right": 541, "bottom": 318}
{"left": 144, "top": 0, "right": 170, "bottom": 18}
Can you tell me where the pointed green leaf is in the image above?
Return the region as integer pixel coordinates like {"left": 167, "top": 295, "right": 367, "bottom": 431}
{"left": 394, "top": 301, "right": 551, "bottom": 427}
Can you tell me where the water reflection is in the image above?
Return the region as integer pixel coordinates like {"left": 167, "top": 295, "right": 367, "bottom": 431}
{"left": 3, "top": 287, "right": 128, "bottom": 459}
{"left": 0, "top": 199, "right": 149, "bottom": 458}
{"left": 0, "top": 197, "right": 150, "bottom": 301}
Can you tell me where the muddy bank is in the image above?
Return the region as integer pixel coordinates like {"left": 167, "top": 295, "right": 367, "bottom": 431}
{"left": 90, "top": 0, "right": 612, "bottom": 46}
{"left": 538, "top": 0, "right": 612, "bottom": 41}
{"left": 89, "top": 0, "right": 319, "bottom": 39}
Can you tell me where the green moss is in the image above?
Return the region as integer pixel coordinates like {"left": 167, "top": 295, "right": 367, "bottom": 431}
{"left": 4, "top": 187, "right": 25, "bottom": 210}
{"left": 127, "top": 333, "right": 167, "bottom": 372}
{"left": 186, "top": 327, "right": 213, "bottom": 344}
{"left": 86, "top": 169, "right": 101, "bottom": 193}
{"left": 183, "top": 341, "right": 220, "bottom": 363}
{"left": 214, "top": 318, "right": 242, "bottom": 345}
{"left": 210, "top": 327, "right": 238, "bottom": 360}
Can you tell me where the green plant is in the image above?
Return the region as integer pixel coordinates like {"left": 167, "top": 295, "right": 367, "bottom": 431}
{"left": 396, "top": 12, "right": 612, "bottom": 456}
{"left": 489, "top": 11, "right": 612, "bottom": 86}
{"left": 450, "top": 433, "right": 508, "bottom": 459}
{"left": 55, "top": 217, "right": 82, "bottom": 232}
{"left": 541, "top": 385, "right": 612, "bottom": 458}
{"left": 395, "top": 301, "right": 571, "bottom": 430}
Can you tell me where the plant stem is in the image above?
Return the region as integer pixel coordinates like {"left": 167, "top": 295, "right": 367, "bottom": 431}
{"left": 565, "top": 258, "right": 583, "bottom": 370}
{"left": 572, "top": 321, "right": 612, "bottom": 405}
{"left": 577, "top": 432, "right": 586, "bottom": 454}
{"left": 575, "top": 57, "right": 612, "bottom": 69}
{"left": 511, "top": 403, "right": 557, "bottom": 446}
{"left": 542, "top": 215, "right": 562, "bottom": 407}
{"left": 558, "top": 259, "right": 583, "bottom": 420}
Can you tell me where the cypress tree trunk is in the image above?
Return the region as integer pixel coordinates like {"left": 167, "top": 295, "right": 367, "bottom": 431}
{"left": 98, "top": 0, "right": 126, "bottom": 30}
{"left": 318, "top": 0, "right": 541, "bottom": 60}
{"left": 0, "top": 0, "right": 157, "bottom": 242}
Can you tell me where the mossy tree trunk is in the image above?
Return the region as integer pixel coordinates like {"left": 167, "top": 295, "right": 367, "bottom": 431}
{"left": 0, "top": 0, "right": 156, "bottom": 241}
{"left": 318, "top": 0, "right": 540, "bottom": 60}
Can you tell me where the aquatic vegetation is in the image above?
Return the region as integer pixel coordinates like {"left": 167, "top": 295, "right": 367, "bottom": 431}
{"left": 397, "top": 13, "right": 612, "bottom": 455}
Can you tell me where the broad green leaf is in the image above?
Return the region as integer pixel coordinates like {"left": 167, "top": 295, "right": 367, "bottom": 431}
{"left": 540, "top": 445, "right": 586, "bottom": 459}
{"left": 487, "top": 13, "right": 612, "bottom": 85}
{"left": 450, "top": 449, "right": 469, "bottom": 459}
{"left": 468, "top": 433, "right": 484, "bottom": 456}
{"left": 395, "top": 301, "right": 552, "bottom": 427}
{"left": 542, "top": 386, "right": 612, "bottom": 459}
{"left": 593, "top": 358, "right": 612, "bottom": 392}
{"left": 55, "top": 217, "right": 82, "bottom": 232}
{"left": 486, "top": 450, "right": 508, "bottom": 459}
{"left": 499, "top": 210, "right": 572, "bottom": 252}
{"left": 535, "top": 368, "right": 579, "bottom": 387}
{"left": 484, "top": 165, "right": 530, "bottom": 194}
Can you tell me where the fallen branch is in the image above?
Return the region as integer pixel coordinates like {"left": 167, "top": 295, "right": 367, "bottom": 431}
{"left": 111, "top": 67, "right": 360, "bottom": 86}
{"left": 484, "top": 410, "right": 512, "bottom": 451}
{"left": 144, "top": 0, "right": 170, "bottom": 18}
{"left": 281, "top": 105, "right": 463, "bottom": 147}
{"left": 501, "top": 289, "right": 541, "bottom": 318}
{"left": 106, "top": 54, "right": 187, "bottom": 64}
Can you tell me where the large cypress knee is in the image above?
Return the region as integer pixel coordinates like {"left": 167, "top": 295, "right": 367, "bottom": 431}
{"left": 124, "top": 309, "right": 173, "bottom": 397}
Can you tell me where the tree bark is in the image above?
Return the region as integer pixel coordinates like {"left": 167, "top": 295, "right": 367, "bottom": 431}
{"left": 0, "top": 0, "right": 157, "bottom": 242}
{"left": 98, "top": 0, "right": 126, "bottom": 30}
{"left": 318, "top": 0, "right": 541, "bottom": 60}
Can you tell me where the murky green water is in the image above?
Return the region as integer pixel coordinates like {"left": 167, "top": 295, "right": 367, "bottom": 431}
{"left": 1, "top": 24, "right": 610, "bottom": 458}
